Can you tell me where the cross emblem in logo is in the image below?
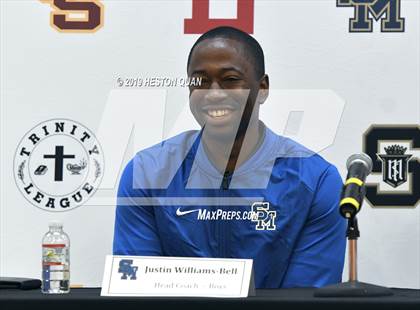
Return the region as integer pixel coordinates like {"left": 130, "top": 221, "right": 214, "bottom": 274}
{"left": 43, "top": 145, "right": 75, "bottom": 181}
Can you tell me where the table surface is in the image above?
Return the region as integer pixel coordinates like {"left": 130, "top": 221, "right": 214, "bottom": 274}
{"left": 1, "top": 287, "right": 419, "bottom": 310}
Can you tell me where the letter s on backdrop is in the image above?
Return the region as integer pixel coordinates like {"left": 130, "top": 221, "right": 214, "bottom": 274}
{"left": 41, "top": 0, "right": 104, "bottom": 32}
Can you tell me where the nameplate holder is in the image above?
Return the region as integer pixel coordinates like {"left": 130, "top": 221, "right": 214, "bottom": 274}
{"left": 101, "top": 255, "right": 255, "bottom": 298}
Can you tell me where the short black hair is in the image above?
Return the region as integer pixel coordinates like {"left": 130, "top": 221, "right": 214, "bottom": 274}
{"left": 187, "top": 26, "right": 265, "bottom": 79}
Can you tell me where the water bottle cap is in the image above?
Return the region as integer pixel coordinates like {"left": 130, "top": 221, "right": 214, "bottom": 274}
{"left": 49, "top": 220, "right": 63, "bottom": 228}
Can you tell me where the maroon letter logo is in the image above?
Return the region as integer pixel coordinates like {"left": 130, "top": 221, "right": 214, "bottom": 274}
{"left": 41, "top": 0, "right": 104, "bottom": 32}
{"left": 185, "top": 0, "right": 254, "bottom": 34}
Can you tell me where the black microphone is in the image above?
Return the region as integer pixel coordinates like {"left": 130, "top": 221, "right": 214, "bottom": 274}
{"left": 339, "top": 153, "right": 373, "bottom": 219}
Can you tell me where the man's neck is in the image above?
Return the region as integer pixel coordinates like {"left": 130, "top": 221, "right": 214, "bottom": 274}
{"left": 201, "top": 121, "right": 265, "bottom": 174}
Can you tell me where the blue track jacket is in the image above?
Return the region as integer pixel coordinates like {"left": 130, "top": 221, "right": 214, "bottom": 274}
{"left": 113, "top": 125, "right": 346, "bottom": 288}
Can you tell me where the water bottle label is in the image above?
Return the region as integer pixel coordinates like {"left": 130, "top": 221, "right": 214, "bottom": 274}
{"left": 42, "top": 244, "right": 68, "bottom": 266}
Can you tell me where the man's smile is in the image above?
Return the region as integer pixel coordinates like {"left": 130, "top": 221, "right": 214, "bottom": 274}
{"left": 201, "top": 107, "right": 236, "bottom": 126}
{"left": 206, "top": 108, "right": 232, "bottom": 118}
{"left": 201, "top": 104, "right": 237, "bottom": 122}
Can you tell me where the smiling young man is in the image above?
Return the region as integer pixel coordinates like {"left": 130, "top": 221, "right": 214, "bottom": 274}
{"left": 113, "top": 26, "right": 346, "bottom": 288}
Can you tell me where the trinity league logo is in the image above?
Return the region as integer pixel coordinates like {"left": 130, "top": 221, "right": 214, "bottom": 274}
{"left": 14, "top": 119, "right": 104, "bottom": 211}
{"left": 377, "top": 144, "right": 412, "bottom": 188}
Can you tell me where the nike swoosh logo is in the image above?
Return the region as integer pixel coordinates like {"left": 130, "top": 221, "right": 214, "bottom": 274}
{"left": 176, "top": 208, "right": 200, "bottom": 216}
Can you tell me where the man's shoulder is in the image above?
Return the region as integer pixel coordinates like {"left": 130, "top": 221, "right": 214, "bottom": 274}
{"left": 268, "top": 130, "right": 341, "bottom": 193}
{"left": 120, "top": 130, "right": 199, "bottom": 187}
{"left": 134, "top": 130, "right": 199, "bottom": 163}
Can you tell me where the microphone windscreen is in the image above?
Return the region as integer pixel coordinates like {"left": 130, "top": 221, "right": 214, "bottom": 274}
{"left": 346, "top": 153, "right": 373, "bottom": 175}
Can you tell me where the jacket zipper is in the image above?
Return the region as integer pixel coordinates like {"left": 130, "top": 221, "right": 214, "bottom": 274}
{"left": 220, "top": 172, "right": 231, "bottom": 257}
{"left": 221, "top": 172, "right": 230, "bottom": 190}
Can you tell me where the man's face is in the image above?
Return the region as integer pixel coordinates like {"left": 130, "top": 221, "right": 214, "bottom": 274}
{"left": 187, "top": 38, "right": 267, "bottom": 140}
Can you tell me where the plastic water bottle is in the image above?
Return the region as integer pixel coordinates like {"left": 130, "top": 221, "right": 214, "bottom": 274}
{"left": 42, "top": 220, "right": 70, "bottom": 294}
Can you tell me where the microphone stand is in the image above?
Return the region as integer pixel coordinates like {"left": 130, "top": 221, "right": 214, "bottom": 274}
{"left": 347, "top": 216, "right": 359, "bottom": 283}
{"left": 314, "top": 215, "right": 393, "bottom": 297}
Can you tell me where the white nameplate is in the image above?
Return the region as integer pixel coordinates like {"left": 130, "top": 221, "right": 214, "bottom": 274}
{"left": 101, "top": 255, "right": 254, "bottom": 298}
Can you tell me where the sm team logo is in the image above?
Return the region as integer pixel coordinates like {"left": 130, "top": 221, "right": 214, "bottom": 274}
{"left": 14, "top": 119, "right": 104, "bottom": 211}
{"left": 363, "top": 125, "right": 419, "bottom": 208}
{"left": 118, "top": 259, "right": 138, "bottom": 280}
{"left": 337, "top": 0, "right": 405, "bottom": 32}
{"left": 251, "top": 202, "right": 276, "bottom": 230}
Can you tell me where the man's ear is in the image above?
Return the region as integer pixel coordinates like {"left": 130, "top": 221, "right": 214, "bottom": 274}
{"left": 257, "top": 74, "right": 269, "bottom": 105}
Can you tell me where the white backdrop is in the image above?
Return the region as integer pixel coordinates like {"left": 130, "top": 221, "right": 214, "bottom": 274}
{"left": 1, "top": 0, "right": 419, "bottom": 288}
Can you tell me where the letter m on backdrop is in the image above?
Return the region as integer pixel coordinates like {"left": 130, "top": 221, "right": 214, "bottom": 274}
{"left": 337, "top": 0, "right": 405, "bottom": 32}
